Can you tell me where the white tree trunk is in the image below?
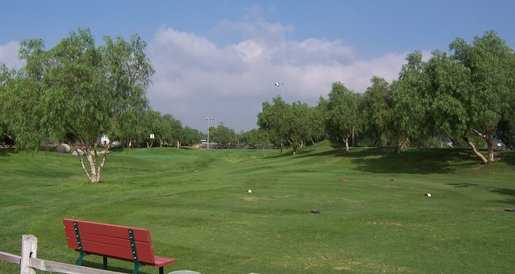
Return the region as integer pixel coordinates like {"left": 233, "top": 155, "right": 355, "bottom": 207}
{"left": 469, "top": 130, "right": 495, "bottom": 164}
{"left": 75, "top": 145, "right": 110, "bottom": 183}
{"left": 465, "top": 138, "right": 488, "bottom": 164}
{"left": 486, "top": 135, "right": 495, "bottom": 162}
{"left": 396, "top": 137, "right": 409, "bottom": 153}
{"left": 344, "top": 137, "right": 350, "bottom": 152}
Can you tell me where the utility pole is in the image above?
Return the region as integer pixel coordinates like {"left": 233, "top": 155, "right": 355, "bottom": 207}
{"left": 205, "top": 116, "right": 215, "bottom": 150}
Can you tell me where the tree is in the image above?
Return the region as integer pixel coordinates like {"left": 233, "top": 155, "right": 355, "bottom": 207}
{"left": 179, "top": 127, "right": 202, "bottom": 146}
{"left": 0, "top": 65, "right": 12, "bottom": 142}
{"left": 241, "top": 129, "right": 270, "bottom": 149}
{"left": 390, "top": 52, "right": 430, "bottom": 152}
{"left": 1, "top": 42, "right": 50, "bottom": 150}
{"left": 258, "top": 96, "right": 319, "bottom": 154}
{"left": 362, "top": 76, "right": 393, "bottom": 146}
{"left": 257, "top": 96, "right": 290, "bottom": 151}
{"left": 142, "top": 110, "right": 162, "bottom": 148}
{"left": 103, "top": 34, "right": 153, "bottom": 148}
{"left": 112, "top": 107, "right": 147, "bottom": 148}
{"left": 159, "top": 114, "right": 183, "bottom": 148}
{"left": 285, "top": 101, "right": 313, "bottom": 154}
{"left": 209, "top": 123, "right": 238, "bottom": 146}
{"left": 325, "top": 82, "right": 362, "bottom": 151}
{"left": 16, "top": 29, "right": 154, "bottom": 182}
{"left": 419, "top": 32, "right": 514, "bottom": 163}
{"left": 309, "top": 99, "right": 327, "bottom": 144}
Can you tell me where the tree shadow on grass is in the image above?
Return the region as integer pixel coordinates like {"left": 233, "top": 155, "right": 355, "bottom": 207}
{"left": 298, "top": 147, "right": 477, "bottom": 174}
{"left": 500, "top": 150, "right": 515, "bottom": 166}
{"left": 447, "top": 182, "right": 479, "bottom": 188}
{"left": 491, "top": 187, "right": 515, "bottom": 206}
{"left": 353, "top": 148, "right": 478, "bottom": 174}
{"left": 264, "top": 149, "right": 316, "bottom": 159}
{"left": 295, "top": 146, "right": 394, "bottom": 160}
{"left": 0, "top": 148, "right": 14, "bottom": 157}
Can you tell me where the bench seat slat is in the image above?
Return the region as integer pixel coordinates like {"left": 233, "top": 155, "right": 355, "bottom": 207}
{"left": 153, "top": 256, "right": 176, "bottom": 267}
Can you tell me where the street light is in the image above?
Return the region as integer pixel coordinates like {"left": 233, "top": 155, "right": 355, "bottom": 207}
{"left": 205, "top": 116, "right": 215, "bottom": 150}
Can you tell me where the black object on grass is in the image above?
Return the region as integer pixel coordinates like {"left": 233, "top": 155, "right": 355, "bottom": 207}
{"left": 311, "top": 209, "right": 320, "bottom": 214}
{"left": 504, "top": 208, "right": 515, "bottom": 212}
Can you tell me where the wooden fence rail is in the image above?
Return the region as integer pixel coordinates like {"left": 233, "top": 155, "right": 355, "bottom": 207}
{"left": 0, "top": 235, "right": 124, "bottom": 274}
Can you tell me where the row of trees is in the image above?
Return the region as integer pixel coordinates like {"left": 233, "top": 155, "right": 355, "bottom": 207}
{"left": 0, "top": 29, "right": 202, "bottom": 182}
{"left": 257, "top": 97, "right": 325, "bottom": 154}
{"left": 132, "top": 110, "right": 202, "bottom": 149}
{"left": 1, "top": 30, "right": 513, "bottom": 183}
{"left": 257, "top": 32, "right": 515, "bottom": 163}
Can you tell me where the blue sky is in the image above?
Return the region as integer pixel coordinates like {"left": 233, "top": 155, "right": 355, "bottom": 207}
{"left": 1, "top": 1, "right": 514, "bottom": 130}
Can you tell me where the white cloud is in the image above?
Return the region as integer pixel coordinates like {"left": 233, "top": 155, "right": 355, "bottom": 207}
{"left": 147, "top": 20, "right": 408, "bottom": 130}
{"left": 0, "top": 41, "right": 22, "bottom": 69}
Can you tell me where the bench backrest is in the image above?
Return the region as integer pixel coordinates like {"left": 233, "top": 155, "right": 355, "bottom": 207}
{"left": 63, "top": 219, "right": 156, "bottom": 264}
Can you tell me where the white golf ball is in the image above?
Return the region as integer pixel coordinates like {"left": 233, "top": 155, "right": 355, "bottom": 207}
{"left": 426, "top": 193, "right": 432, "bottom": 197}
{"left": 248, "top": 189, "right": 252, "bottom": 194}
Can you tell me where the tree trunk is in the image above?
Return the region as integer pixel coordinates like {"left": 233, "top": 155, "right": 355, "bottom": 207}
{"left": 344, "top": 137, "right": 350, "bottom": 152}
{"left": 464, "top": 137, "right": 488, "bottom": 164}
{"left": 176, "top": 140, "right": 181, "bottom": 149}
{"left": 486, "top": 135, "right": 495, "bottom": 162}
{"left": 396, "top": 137, "right": 409, "bottom": 153}
{"left": 351, "top": 128, "right": 355, "bottom": 147}
{"left": 75, "top": 144, "right": 110, "bottom": 183}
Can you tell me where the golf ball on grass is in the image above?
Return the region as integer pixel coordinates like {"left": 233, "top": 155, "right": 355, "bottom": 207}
{"left": 425, "top": 193, "right": 432, "bottom": 197}
{"left": 248, "top": 189, "right": 252, "bottom": 194}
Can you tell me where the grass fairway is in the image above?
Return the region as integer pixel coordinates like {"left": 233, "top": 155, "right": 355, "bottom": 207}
{"left": 1, "top": 144, "right": 514, "bottom": 274}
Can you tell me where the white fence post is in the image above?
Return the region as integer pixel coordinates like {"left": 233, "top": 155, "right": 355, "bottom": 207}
{"left": 20, "top": 235, "right": 37, "bottom": 274}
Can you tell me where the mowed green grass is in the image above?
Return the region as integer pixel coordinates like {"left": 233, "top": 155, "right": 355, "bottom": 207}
{"left": 1, "top": 144, "right": 514, "bottom": 274}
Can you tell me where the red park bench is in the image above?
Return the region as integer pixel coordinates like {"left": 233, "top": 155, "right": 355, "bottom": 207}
{"left": 64, "top": 219, "right": 176, "bottom": 274}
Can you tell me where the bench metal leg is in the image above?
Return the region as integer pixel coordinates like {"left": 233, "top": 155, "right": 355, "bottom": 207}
{"left": 75, "top": 251, "right": 85, "bottom": 266}
{"left": 103, "top": 256, "right": 108, "bottom": 269}
{"left": 159, "top": 266, "right": 164, "bottom": 274}
{"left": 132, "top": 261, "right": 140, "bottom": 274}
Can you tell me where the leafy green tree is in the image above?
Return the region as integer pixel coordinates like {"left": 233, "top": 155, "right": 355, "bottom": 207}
{"left": 325, "top": 82, "right": 362, "bottom": 151}
{"left": 285, "top": 101, "right": 314, "bottom": 154}
{"left": 390, "top": 52, "right": 430, "bottom": 152}
{"left": 155, "top": 114, "right": 183, "bottom": 147}
{"left": 104, "top": 36, "right": 152, "bottom": 149}
{"left": 113, "top": 107, "right": 147, "bottom": 148}
{"left": 180, "top": 126, "right": 202, "bottom": 146}
{"left": 258, "top": 96, "right": 319, "bottom": 154}
{"left": 1, "top": 41, "right": 49, "bottom": 149}
{"left": 210, "top": 123, "right": 238, "bottom": 146}
{"left": 142, "top": 110, "right": 162, "bottom": 148}
{"left": 362, "top": 76, "right": 393, "bottom": 146}
{"left": 0, "top": 65, "right": 12, "bottom": 142}
{"left": 309, "top": 99, "right": 327, "bottom": 144}
{"left": 167, "top": 115, "right": 183, "bottom": 148}
{"left": 257, "top": 96, "right": 290, "bottom": 151}
{"left": 16, "top": 29, "right": 153, "bottom": 182}
{"left": 444, "top": 31, "right": 514, "bottom": 162}
{"left": 241, "top": 129, "right": 270, "bottom": 149}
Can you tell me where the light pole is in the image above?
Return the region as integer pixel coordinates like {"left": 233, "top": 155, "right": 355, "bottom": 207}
{"left": 205, "top": 116, "right": 215, "bottom": 150}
